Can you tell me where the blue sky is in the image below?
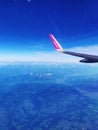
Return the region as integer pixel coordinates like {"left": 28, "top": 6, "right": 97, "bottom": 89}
{"left": 0, "top": 0, "right": 98, "bottom": 61}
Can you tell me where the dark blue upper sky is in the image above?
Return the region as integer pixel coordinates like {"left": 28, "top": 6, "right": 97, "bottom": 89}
{"left": 0, "top": 0, "right": 98, "bottom": 61}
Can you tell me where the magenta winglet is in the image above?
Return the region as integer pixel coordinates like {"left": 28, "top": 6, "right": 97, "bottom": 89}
{"left": 49, "top": 34, "right": 62, "bottom": 50}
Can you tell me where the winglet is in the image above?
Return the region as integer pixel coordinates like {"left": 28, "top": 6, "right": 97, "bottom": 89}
{"left": 49, "top": 34, "right": 63, "bottom": 51}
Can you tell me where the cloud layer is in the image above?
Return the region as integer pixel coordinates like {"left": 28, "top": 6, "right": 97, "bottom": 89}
{"left": 0, "top": 45, "right": 98, "bottom": 63}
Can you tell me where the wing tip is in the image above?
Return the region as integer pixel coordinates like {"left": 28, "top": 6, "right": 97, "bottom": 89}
{"left": 49, "top": 33, "right": 63, "bottom": 51}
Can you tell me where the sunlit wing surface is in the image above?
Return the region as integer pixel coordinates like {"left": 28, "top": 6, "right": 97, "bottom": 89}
{"left": 49, "top": 34, "right": 98, "bottom": 63}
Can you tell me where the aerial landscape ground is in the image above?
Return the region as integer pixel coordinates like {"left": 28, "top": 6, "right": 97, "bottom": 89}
{"left": 0, "top": 62, "right": 98, "bottom": 130}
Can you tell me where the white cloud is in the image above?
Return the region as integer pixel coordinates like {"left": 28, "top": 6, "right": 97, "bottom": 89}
{"left": 0, "top": 45, "right": 98, "bottom": 63}
{"left": 30, "top": 44, "right": 98, "bottom": 63}
{"left": 69, "top": 45, "right": 98, "bottom": 55}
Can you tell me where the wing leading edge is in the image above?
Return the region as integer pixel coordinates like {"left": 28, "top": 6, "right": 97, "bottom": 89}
{"left": 49, "top": 34, "right": 98, "bottom": 63}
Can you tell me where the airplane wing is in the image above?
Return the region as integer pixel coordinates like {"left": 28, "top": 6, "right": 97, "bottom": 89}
{"left": 49, "top": 34, "right": 98, "bottom": 63}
